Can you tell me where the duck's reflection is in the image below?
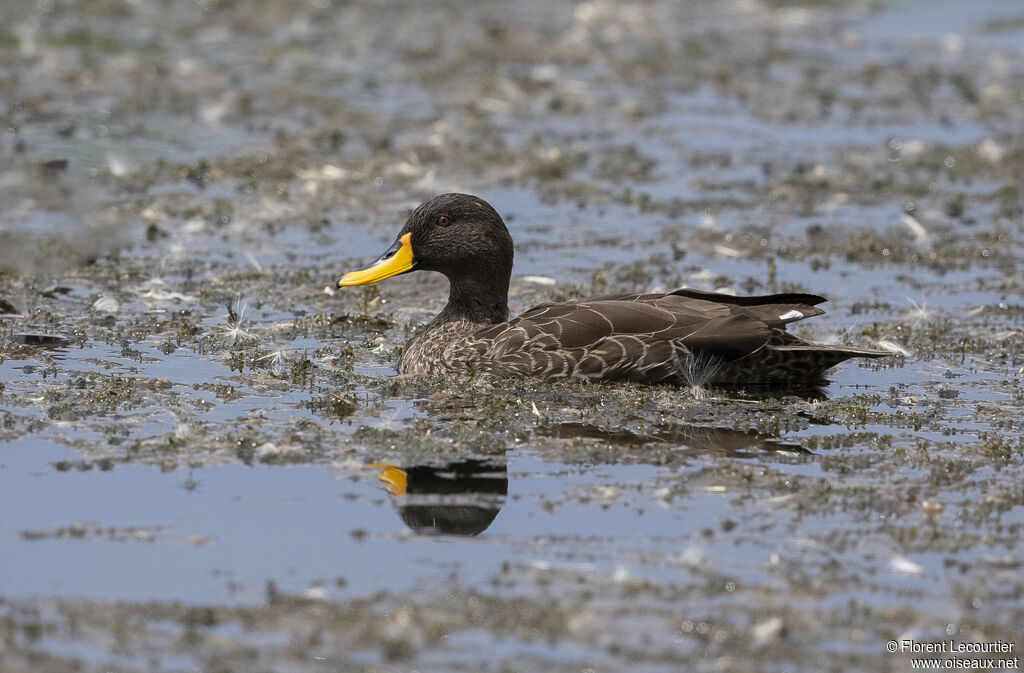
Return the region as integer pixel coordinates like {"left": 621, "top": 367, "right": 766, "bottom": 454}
{"left": 534, "top": 422, "right": 812, "bottom": 456}
{"left": 375, "top": 459, "right": 508, "bottom": 537}
{"left": 375, "top": 421, "right": 810, "bottom": 536}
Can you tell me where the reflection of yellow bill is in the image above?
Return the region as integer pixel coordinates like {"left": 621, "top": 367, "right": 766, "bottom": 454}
{"left": 338, "top": 233, "right": 414, "bottom": 287}
{"left": 374, "top": 465, "right": 408, "bottom": 496}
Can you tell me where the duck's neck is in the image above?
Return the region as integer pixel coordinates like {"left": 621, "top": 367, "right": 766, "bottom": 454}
{"left": 431, "top": 271, "right": 510, "bottom": 328}
{"left": 398, "top": 270, "right": 511, "bottom": 376}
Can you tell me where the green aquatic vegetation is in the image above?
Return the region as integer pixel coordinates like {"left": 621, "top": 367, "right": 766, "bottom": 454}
{"left": 304, "top": 393, "right": 357, "bottom": 420}
{"left": 44, "top": 31, "right": 129, "bottom": 54}
{"left": 974, "top": 432, "right": 1023, "bottom": 462}
{"left": 345, "top": 313, "right": 395, "bottom": 331}
{"left": 62, "top": 373, "right": 172, "bottom": 415}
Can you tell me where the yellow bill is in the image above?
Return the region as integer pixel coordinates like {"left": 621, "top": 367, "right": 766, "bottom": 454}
{"left": 338, "top": 233, "right": 415, "bottom": 287}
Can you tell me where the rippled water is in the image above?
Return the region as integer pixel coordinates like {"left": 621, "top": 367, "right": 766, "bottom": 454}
{"left": 2, "top": 0, "right": 1024, "bottom": 670}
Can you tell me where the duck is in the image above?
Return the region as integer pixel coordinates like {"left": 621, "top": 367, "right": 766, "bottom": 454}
{"left": 338, "top": 193, "right": 888, "bottom": 388}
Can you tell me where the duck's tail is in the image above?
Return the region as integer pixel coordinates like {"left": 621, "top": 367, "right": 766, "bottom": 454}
{"left": 711, "top": 342, "right": 891, "bottom": 386}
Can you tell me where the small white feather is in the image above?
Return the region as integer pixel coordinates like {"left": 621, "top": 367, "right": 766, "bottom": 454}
{"left": 901, "top": 214, "right": 930, "bottom": 247}
{"left": 890, "top": 556, "right": 925, "bottom": 575}
{"left": 778, "top": 309, "right": 803, "bottom": 321}
{"left": 877, "top": 339, "right": 911, "bottom": 357}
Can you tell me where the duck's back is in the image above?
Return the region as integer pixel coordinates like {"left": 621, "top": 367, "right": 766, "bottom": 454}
{"left": 456, "top": 289, "right": 886, "bottom": 387}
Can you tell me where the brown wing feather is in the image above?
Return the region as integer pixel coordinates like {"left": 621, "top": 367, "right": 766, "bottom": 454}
{"left": 463, "top": 289, "right": 879, "bottom": 385}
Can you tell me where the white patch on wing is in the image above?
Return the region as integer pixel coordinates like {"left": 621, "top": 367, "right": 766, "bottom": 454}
{"left": 778, "top": 309, "right": 803, "bottom": 321}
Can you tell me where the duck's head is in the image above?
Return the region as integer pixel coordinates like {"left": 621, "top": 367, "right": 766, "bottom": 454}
{"left": 338, "top": 193, "right": 514, "bottom": 288}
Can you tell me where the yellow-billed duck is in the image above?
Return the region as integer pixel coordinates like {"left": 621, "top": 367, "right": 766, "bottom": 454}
{"left": 338, "top": 194, "right": 888, "bottom": 388}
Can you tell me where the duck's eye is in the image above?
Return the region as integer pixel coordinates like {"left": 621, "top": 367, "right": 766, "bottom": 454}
{"left": 438, "top": 215, "right": 451, "bottom": 227}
